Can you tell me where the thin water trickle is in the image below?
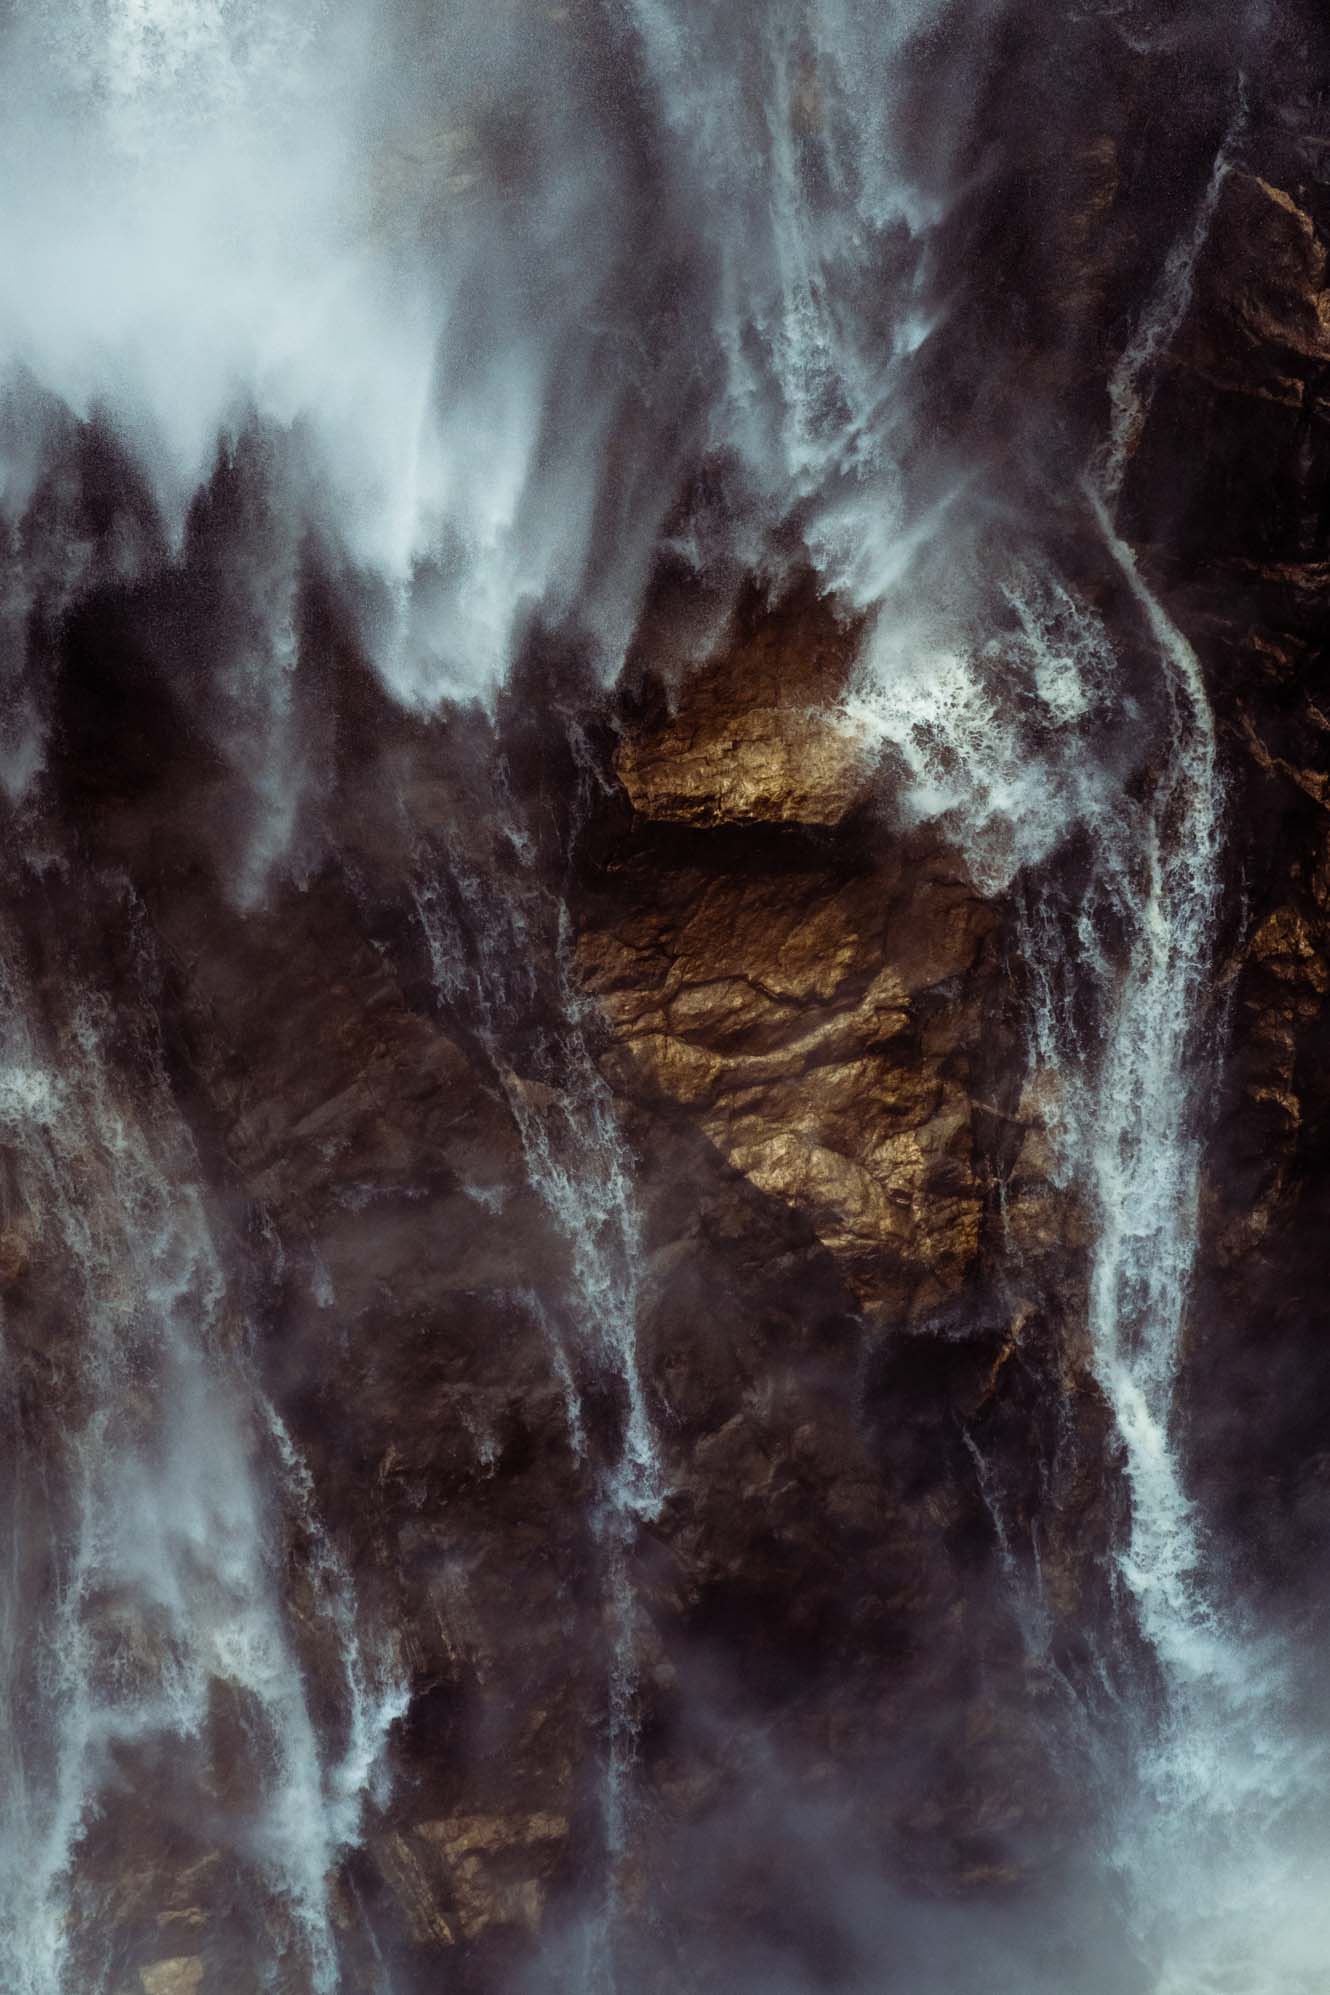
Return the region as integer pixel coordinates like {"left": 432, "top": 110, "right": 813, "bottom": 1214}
{"left": 412, "top": 804, "right": 664, "bottom": 1988}
{"left": 1098, "top": 93, "right": 1248, "bottom": 511}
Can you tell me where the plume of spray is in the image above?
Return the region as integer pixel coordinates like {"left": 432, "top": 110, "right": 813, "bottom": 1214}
{"left": 0, "top": 0, "right": 702, "bottom": 762}
{"left": 0, "top": 0, "right": 978, "bottom": 898}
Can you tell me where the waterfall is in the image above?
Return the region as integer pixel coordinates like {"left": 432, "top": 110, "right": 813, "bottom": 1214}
{"left": 0, "top": 881, "right": 404, "bottom": 1994}
{"left": 1010, "top": 503, "right": 1330, "bottom": 1995}
{"left": 2, "top": 0, "right": 1327, "bottom": 1988}
{"left": 1070, "top": 119, "right": 1330, "bottom": 1980}
{"left": 1015, "top": 244, "right": 1330, "bottom": 1995}
{"left": 835, "top": 91, "right": 1329, "bottom": 1972}
{"left": 1023, "top": 489, "right": 1225, "bottom": 1678}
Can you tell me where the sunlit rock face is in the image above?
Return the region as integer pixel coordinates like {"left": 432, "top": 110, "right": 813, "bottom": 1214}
{"left": 578, "top": 792, "right": 997, "bottom": 1319}
{"left": 612, "top": 587, "right": 874, "bottom": 829}
{"left": 5, "top": 4, "right": 1330, "bottom": 1995}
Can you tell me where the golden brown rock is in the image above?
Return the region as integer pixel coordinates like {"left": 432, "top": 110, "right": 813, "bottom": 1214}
{"left": 618, "top": 587, "right": 872, "bottom": 827}
{"left": 138, "top": 1962, "right": 203, "bottom": 1995}
{"left": 580, "top": 856, "right": 992, "bottom": 1313}
{"left": 1248, "top": 905, "right": 1330, "bottom": 995}
{"left": 376, "top": 1832, "right": 460, "bottom": 1949}
{"left": 416, "top": 1812, "right": 569, "bottom": 1941}
{"left": 1000, "top": 1068, "right": 1092, "bottom": 1262}
{"left": 616, "top": 702, "right": 873, "bottom": 829}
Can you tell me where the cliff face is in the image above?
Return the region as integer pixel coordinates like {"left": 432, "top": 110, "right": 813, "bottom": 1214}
{"left": 50, "top": 696, "right": 1103, "bottom": 1993}
{"left": 5, "top": 10, "right": 1330, "bottom": 1995}
{"left": 35, "top": 721, "right": 1110, "bottom": 1995}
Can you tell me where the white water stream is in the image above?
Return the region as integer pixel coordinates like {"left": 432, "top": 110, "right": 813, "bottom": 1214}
{"left": 837, "top": 95, "right": 1330, "bottom": 1985}
{"left": 1023, "top": 174, "right": 1330, "bottom": 1989}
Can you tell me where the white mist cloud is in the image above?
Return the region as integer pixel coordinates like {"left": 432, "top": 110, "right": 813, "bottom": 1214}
{"left": 0, "top": 0, "right": 689, "bottom": 725}
{"left": 0, "top": 0, "right": 965, "bottom": 730}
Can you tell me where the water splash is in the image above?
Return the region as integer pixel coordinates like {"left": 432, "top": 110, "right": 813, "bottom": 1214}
{"left": 0, "top": 0, "right": 966, "bottom": 854}
{"left": 0, "top": 0, "right": 703, "bottom": 729}
{"left": 841, "top": 557, "right": 1125, "bottom": 892}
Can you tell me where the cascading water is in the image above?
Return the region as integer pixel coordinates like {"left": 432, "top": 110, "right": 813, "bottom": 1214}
{"left": 1097, "top": 95, "right": 1247, "bottom": 513}
{"left": 1015, "top": 204, "right": 1330, "bottom": 1995}
{"left": 0, "top": 876, "right": 404, "bottom": 1993}
{"left": 834, "top": 88, "right": 1330, "bottom": 1981}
